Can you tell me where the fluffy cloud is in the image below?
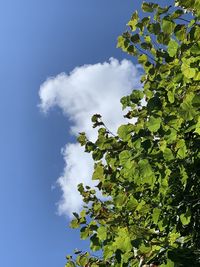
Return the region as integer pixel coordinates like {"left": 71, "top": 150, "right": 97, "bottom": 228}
{"left": 39, "top": 58, "right": 141, "bottom": 217}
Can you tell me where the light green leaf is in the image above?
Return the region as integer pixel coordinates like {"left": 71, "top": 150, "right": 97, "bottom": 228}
{"left": 115, "top": 193, "right": 127, "bottom": 208}
{"left": 167, "top": 90, "right": 175, "bottom": 103}
{"left": 138, "top": 54, "right": 148, "bottom": 64}
{"left": 163, "top": 148, "right": 174, "bottom": 161}
{"left": 114, "top": 228, "right": 132, "bottom": 253}
{"left": 180, "top": 93, "right": 196, "bottom": 121}
{"left": 162, "top": 19, "right": 175, "bottom": 34}
{"left": 168, "top": 39, "right": 179, "bottom": 57}
{"left": 97, "top": 226, "right": 107, "bottom": 241}
{"left": 77, "top": 132, "right": 87, "bottom": 146}
{"left": 174, "top": 24, "right": 186, "bottom": 41}
{"left": 181, "top": 60, "right": 196, "bottom": 78}
{"left": 70, "top": 219, "right": 80, "bottom": 229}
{"left": 195, "top": 117, "right": 200, "bottom": 134}
{"left": 138, "top": 159, "right": 155, "bottom": 185}
{"left": 65, "top": 262, "right": 76, "bottom": 267}
{"left": 139, "top": 243, "right": 152, "bottom": 254}
{"left": 147, "top": 116, "right": 162, "bottom": 132}
{"left": 194, "top": 72, "right": 200, "bottom": 81}
{"left": 127, "top": 11, "right": 138, "bottom": 31}
{"left": 92, "top": 163, "right": 104, "bottom": 181}
{"left": 169, "top": 231, "right": 180, "bottom": 245}
{"left": 76, "top": 255, "right": 88, "bottom": 266}
{"left": 160, "top": 259, "right": 174, "bottom": 267}
{"left": 119, "top": 150, "right": 132, "bottom": 165}
{"left": 117, "top": 124, "right": 134, "bottom": 141}
{"left": 80, "top": 226, "right": 90, "bottom": 240}
{"left": 176, "top": 139, "right": 187, "bottom": 159}
{"left": 180, "top": 210, "right": 191, "bottom": 225}
{"left": 152, "top": 208, "right": 161, "bottom": 224}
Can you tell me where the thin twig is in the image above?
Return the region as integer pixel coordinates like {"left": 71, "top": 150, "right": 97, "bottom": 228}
{"left": 176, "top": 17, "right": 191, "bottom": 23}
{"left": 100, "top": 120, "right": 116, "bottom": 137}
{"left": 136, "top": 45, "right": 157, "bottom": 63}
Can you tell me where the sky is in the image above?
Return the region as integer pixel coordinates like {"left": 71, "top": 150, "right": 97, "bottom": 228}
{"left": 0, "top": 0, "right": 171, "bottom": 266}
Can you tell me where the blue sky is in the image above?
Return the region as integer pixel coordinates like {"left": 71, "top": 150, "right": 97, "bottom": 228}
{"left": 0, "top": 0, "right": 171, "bottom": 266}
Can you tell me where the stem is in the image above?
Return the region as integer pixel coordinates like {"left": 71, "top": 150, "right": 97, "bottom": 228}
{"left": 100, "top": 120, "right": 116, "bottom": 137}
{"left": 176, "top": 17, "right": 191, "bottom": 23}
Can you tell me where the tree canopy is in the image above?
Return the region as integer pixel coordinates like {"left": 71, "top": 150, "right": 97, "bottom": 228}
{"left": 66, "top": 0, "right": 200, "bottom": 266}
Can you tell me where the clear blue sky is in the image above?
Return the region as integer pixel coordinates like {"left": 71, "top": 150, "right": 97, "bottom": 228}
{"left": 0, "top": 0, "right": 171, "bottom": 266}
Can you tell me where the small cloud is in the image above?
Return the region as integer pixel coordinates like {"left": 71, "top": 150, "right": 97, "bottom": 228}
{"left": 39, "top": 58, "right": 141, "bottom": 217}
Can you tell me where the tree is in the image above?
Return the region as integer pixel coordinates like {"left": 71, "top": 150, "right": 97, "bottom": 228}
{"left": 65, "top": 0, "right": 200, "bottom": 266}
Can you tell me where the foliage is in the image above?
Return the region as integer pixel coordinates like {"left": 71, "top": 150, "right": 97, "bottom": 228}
{"left": 66, "top": 0, "right": 200, "bottom": 266}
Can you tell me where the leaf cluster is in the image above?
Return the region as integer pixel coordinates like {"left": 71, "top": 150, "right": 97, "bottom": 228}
{"left": 66, "top": 1, "right": 200, "bottom": 266}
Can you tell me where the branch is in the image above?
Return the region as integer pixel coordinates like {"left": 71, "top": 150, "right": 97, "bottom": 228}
{"left": 175, "top": 17, "right": 191, "bottom": 23}
{"left": 136, "top": 45, "right": 157, "bottom": 64}
{"left": 139, "top": 256, "right": 145, "bottom": 267}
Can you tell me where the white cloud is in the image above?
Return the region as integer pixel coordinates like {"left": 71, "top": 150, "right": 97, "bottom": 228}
{"left": 39, "top": 58, "right": 141, "bottom": 217}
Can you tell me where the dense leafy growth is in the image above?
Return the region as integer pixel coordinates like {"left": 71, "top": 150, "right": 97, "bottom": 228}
{"left": 66, "top": 0, "right": 200, "bottom": 266}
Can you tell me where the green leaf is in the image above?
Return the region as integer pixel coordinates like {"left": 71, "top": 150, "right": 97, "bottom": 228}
{"left": 180, "top": 210, "right": 191, "bottom": 226}
{"left": 119, "top": 150, "right": 132, "bottom": 165}
{"left": 162, "top": 19, "right": 175, "bottom": 35}
{"left": 169, "top": 231, "right": 180, "bottom": 245}
{"left": 90, "top": 234, "right": 101, "bottom": 251}
{"left": 147, "top": 22, "right": 161, "bottom": 34}
{"left": 157, "top": 32, "right": 170, "bottom": 45}
{"left": 167, "top": 90, "right": 175, "bottom": 103}
{"left": 191, "top": 42, "right": 200, "bottom": 55}
{"left": 113, "top": 228, "right": 132, "bottom": 253}
{"left": 127, "top": 11, "right": 138, "bottom": 31}
{"left": 65, "top": 261, "right": 76, "bottom": 267}
{"left": 97, "top": 226, "right": 107, "bottom": 241}
{"left": 138, "top": 159, "right": 155, "bottom": 185}
{"left": 114, "top": 193, "right": 127, "bottom": 207}
{"left": 139, "top": 243, "right": 152, "bottom": 254}
{"left": 147, "top": 116, "right": 162, "bottom": 132}
{"left": 157, "top": 5, "right": 171, "bottom": 15}
{"left": 176, "top": 139, "right": 187, "bottom": 159}
{"left": 152, "top": 208, "right": 161, "bottom": 224}
{"left": 180, "top": 93, "right": 196, "bottom": 120}
{"left": 194, "top": 71, "right": 200, "bottom": 80}
{"left": 195, "top": 117, "right": 200, "bottom": 134}
{"left": 168, "top": 39, "right": 179, "bottom": 57}
{"left": 130, "top": 90, "right": 144, "bottom": 103}
{"left": 170, "top": 9, "right": 184, "bottom": 19}
{"left": 70, "top": 219, "right": 80, "bottom": 229}
{"left": 117, "top": 124, "right": 134, "bottom": 141}
{"left": 92, "top": 162, "right": 104, "bottom": 181}
{"left": 80, "top": 226, "right": 90, "bottom": 240}
{"left": 76, "top": 255, "right": 88, "bottom": 266}
{"left": 138, "top": 54, "right": 148, "bottom": 64}
{"left": 117, "top": 35, "right": 129, "bottom": 52}
{"left": 77, "top": 132, "right": 87, "bottom": 146}
{"left": 163, "top": 148, "right": 174, "bottom": 161}
{"left": 174, "top": 24, "right": 186, "bottom": 41}
{"left": 126, "top": 196, "right": 138, "bottom": 210}
{"left": 181, "top": 59, "right": 196, "bottom": 78}
{"left": 131, "top": 33, "right": 140, "bottom": 43}
{"left": 160, "top": 259, "right": 174, "bottom": 267}
{"left": 142, "top": 2, "right": 158, "bottom": 12}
